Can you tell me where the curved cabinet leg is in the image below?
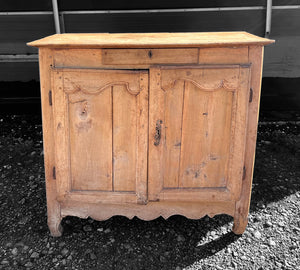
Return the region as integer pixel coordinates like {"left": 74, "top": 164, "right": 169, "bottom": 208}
{"left": 232, "top": 211, "right": 248, "bottom": 235}
{"left": 48, "top": 214, "right": 63, "bottom": 237}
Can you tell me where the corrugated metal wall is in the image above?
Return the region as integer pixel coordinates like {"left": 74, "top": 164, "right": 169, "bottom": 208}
{"left": 0, "top": 0, "right": 299, "bottom": 113}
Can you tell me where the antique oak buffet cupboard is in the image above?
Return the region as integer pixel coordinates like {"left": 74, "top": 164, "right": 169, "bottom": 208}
{"left": 28, "top": 32, "right": 274, "bottom": 236}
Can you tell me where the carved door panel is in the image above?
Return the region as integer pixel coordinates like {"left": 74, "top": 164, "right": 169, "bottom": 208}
{"left": 148, "top": 65, "right": 251, "bottom": 202}
{"left": 51, "top": 68, "right": 148, "bottom": 204}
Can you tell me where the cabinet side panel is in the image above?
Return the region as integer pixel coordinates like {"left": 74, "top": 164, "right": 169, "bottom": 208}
{"left": 233, "top": 46, "right": 264, "bottom": 234}
{"left": 39, "top": 48, "right": 63, "bottom": 234}
{"left": 69, "top": 87, "right": 113, "bottom": 191}
{"left": 113, "top": 85, "right": 137, "bottom": 192}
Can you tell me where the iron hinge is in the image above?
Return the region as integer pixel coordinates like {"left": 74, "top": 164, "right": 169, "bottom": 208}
{"left": 242, "top": 166, "right": 246, "bottom": 181}
{"left": 52, "top": 166, "right": 56, "bottom": 180}
{"left": 249, "top": 88, "right": 253, "bottom": 103}
{"left": 49, "top": 90, "right": 52, "bottom": 106}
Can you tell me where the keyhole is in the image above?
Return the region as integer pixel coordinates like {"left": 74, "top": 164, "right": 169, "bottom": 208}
{"left": 148, "top": 50, "right": 153, "bottom": 59}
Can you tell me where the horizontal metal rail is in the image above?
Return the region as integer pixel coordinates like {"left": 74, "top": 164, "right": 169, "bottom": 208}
{"left": 61, "top": 7, "right": 265, "bottom": 14}
{"left": 0, "top": 55, "right": 38, "bottom": 62}
{"left": 0, "top": 11, "right": 53, "bottom": 16}
{"left": 0, "top": 5, "right": 299, "bottom": 16}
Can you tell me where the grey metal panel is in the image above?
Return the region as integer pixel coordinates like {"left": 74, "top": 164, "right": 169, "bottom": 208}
{"left": 0, "top": 62, "right": 39, "bottom": 81}
{"left": 263, "top": 9, "right": 300, "bottom": 77}
{"left": 63, "top": 10, "right": 265, "bottom": 36}
{"left": 271, "top": 9, "right": 300, "bottom": 36}
{"left": 0, "top": 15, "right": 55, "bottom": 54}
{"left": 0, "top": 0, "right": 52, "bottom": 11}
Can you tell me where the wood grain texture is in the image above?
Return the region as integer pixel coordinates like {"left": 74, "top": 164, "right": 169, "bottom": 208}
{"left": 68, "top": 83, "right": 113, "bottom": 191}
{"left": 52, "top": 70, "right": 72, "bottom": 197}
{"left": 54, "top": 49, "right": 102, "bottom": 67}
{"left": 113, "top": 84, "right": 137, "bottom": 192}
{"left": 61, "top": 200, "right": 235, "bottom": 221}
{"left": 27, "top": 32, "right": 274, "bottom": 48}
{"left": 149, "top": 66, "right": 250, "bottom": 202}
{"left": 38, "top": 48, "right": 63, "bottom": 237}
{"left": 163, "top": 80, "right": 184, "bottom": 188}
{"left": 52, "top": 68, "right": 148, "bottom": 203}
{"left": 135, "top": 72, "right": 148, "bottom": 204}
{"left": 61, "top": 68, "right": 142, "bottom": 95}
{"left": 34, "top": 33, "right": 270, "bottom": 236}
{"left": 178, "top": 82, "right": 232, "bottom": 189}
{"left": 102, "top": 48, "right": 198, "bottom": 65}
{"left": 233, "top": 46, "right": 263, "bottom": 234}
{"left": 148, "top": 67, "right": 165, "bottom": 201}
{"left": 199, "top": 47, "right": 248, "bottom": 64}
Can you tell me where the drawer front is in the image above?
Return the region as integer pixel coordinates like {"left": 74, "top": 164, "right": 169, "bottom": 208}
{"left": 102, "top": 48, "right": 199, "bottom": 65}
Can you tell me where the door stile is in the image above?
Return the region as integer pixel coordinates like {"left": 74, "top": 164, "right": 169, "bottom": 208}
{"left": 148, "top": 68, "right": 165, "bottom": 201}
{"left": 226, "top": 66, "right": 251, "bottom": 199}
{"left": 135, "top": 71, "right": 149, "bottom": 204}
{"left": 51, "top": 69, "right": 72, "bottom": 200}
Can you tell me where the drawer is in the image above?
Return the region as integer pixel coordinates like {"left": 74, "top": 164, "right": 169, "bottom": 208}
{"left": 102, "top": 48, "right": 199, "bottom": 65}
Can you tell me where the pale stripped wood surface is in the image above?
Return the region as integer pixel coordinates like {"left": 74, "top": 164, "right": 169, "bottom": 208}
{"left": 148, "top": 66, "right": 250, "bottom": 202}
{"left": 54, "top": 49, "right": 102, "bottom": 67}
{"left": 69, "top": 87, "right": 113, "bottom": 191}
{"left": 102, "top": 48, "right": 198, "bottom": 65}
{"left": 53, "top": 69, "right": 148, "bottom": 201}
{"left": 31, "top": 33, "right": 272, "bottom": 236}
{"left": 52, "top": 47, "right": 249, "bottom": 70}
{"left": 113, "top": 84, "right": 137, "bottom": 192}
{"left": 28, "top": 32, "right": 274, "bottom": 48}
{"left": 233, "top": 46, "right": 264, "bottom": 234}
{"left": 163, "top": 80, "right": 184, "bottom": 188}
{"left": 135, "top": 72, "right": 148, "bottom": 204}
{"left": 178, "top": 83, "right": 232, "bottom": 188}
{"left": 39, "top": 49, "right": 63, "bottom": 237}
{"left": 199, "top": 47, "right": 248, "bottom": 64}
{"left": 52, "top": 70, "right": 71, "bottom": 197}
{"left": 62, "top": 199, "right": 234, "bottom": 220}
{"left": 148, "top": 67, "right": 165, "bottom": 201}
{"left": 61, "top": 200, "right": 236, "bottom": 221}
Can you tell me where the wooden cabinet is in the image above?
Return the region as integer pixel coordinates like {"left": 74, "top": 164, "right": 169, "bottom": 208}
{"left": 28, "top": 32, "right": 274, "bottom": 236}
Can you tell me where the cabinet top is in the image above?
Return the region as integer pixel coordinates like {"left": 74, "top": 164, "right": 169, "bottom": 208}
{"left": 28, "top": 32, "right": 274, "bottom": 49}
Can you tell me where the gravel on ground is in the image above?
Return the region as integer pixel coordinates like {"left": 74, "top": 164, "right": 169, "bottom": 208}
{"left": 0, "top": 114, "right": 299, "bottom": 270}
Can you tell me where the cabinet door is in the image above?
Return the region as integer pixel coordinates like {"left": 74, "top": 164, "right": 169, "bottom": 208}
{"left": 51, "top": 68, "right": 148, "bottom": 204}
{"left": 149, "top": 65, "right": 251, "bottom": 202}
